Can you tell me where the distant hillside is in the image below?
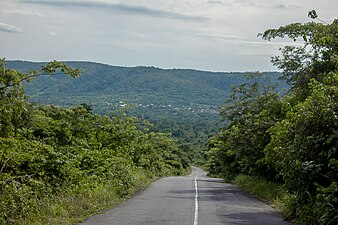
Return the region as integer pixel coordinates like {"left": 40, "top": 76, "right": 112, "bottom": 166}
{"left": 7, "top": 60, "right": 285, "bottom": 164}
{"left": 7, "top": 60, "right": 282, "bottom": 114}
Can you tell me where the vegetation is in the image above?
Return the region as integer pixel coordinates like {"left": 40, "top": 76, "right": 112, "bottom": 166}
{"left": 234, "top": 175, "right": 286, "bottom": 205}
{"left": 0, "top": 59, "right": 189, "bottom": 224}
{"left": 4, "top": 11, "right": 336, "bottom": 225}
{"left": 207, "top": 12, "right": 338, "bottom": 224}
{"left": 8, "top": 61, "right": 276, "bottom": 108}
{"left": 8, "top": 60, "right": 284, "bottom": 165}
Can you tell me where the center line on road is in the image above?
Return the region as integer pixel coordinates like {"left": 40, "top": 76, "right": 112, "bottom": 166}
{"left": 194, "top": 176, "right": 198, "bottom": 225}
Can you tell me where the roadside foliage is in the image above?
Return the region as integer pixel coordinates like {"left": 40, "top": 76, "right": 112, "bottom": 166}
{"left": 0, "top": 59, "right": 189, "bottom": 224}
{"left": 207, "top": 12, "right": 338, "bottom": 224}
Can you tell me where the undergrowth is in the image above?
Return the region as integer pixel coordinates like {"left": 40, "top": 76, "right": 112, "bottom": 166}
{"left": 1, "top": 169, "right": 155, "bottom": 225}
{"left": 233, "top": 174, "right": 338, "bottom": 225}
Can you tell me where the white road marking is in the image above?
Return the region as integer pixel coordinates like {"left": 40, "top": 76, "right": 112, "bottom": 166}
{"left": 194, "top": 176, "right": 198, "bottom": 225}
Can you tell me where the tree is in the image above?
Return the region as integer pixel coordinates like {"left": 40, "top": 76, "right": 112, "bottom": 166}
{"left": 259, "top": 12, "right": 338, "bottom": 99}
{"left": 207, "top": 73, "right": 283, "bottom": 180}
{"left": 0, "top": 59, "right": 80, "bottom": 137}
{"left": 261, "top": 12, "right": 338, "bottom": 224}
{"left": 208, "top": 11, "right": 338, "bottom": 224}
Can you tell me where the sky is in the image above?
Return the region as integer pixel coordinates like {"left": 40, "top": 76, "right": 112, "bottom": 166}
{"left": 0, "top": 0, "right": 337, "bottom": 72}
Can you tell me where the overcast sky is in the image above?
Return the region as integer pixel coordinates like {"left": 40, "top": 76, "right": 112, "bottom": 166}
{"left": 0, "top": 0, "right": 337, "bottom": 71}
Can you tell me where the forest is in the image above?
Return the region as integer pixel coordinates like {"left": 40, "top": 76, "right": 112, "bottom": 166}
{"left": 207, "top": 11, "right": 338, "bottom": 224}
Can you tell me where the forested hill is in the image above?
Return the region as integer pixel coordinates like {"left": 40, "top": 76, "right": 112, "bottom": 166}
{"left": 7, "top": 60, "right": 284, "bottom": 165}
{"left": 7, "top": 60, "right": 282, "bottom": 113}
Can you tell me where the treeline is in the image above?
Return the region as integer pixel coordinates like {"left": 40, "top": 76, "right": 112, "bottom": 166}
{"left": 131, "top": 105, "right": 219, "bottom": 165}
{"left": 207, "top": 12, "right": 337, "bottom": 224}
{"left": 0, "top": 60, "right": 189, "bottom": 224}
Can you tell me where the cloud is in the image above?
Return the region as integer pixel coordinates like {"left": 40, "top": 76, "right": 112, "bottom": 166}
{"left": 49, "top": 32, "right": 56, "bottom": 36}
{"left": 196, "top": 32, "right": 239, "bottom": 40}
{"left": 276, "top": 4, "right": 288, "bottom": 9}
{"left": 208, "top": 0, "right": 222, "bottom": 4}
{"left": 121, "top": 30, "right": 146, "bottom": 39}
{"left": 21, "top": 0, "right": 207, "bottom": 21}
{"left": 237, "top": 51, "right": 277, "bottom": 57}
{"left": 0, "top": 22, "right": 23, "bottom": 33}
{"left": 195, "top": 29, "right": 304, "bottom": 49}
{"left": 2, "top": 8, "right": 42, "bottom": 16}
{"left": 273, "top": 4, "right": 301, "bottom": 9}
{"left": 230, "top": 1, "right": 300, "bottom": 10}
{"left": 105, "top": 39, "right": 170, "bottom": 52}
{"left": 235, "top": 39, "right": 303, "bottom": 48}
{"left": 235, "top": 0, "right": 257, "bottom": 7}
{"left": 207, "top": 0, "right": 232, "bottom": 6}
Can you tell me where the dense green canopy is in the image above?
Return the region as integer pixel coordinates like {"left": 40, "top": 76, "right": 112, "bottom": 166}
{"left": 207, "top": 12, "right": 338, "bottom": 224}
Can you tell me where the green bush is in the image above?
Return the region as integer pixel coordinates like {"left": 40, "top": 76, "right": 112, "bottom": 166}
{"left": 234, "top": 175, "right": 285, "bottom": 204}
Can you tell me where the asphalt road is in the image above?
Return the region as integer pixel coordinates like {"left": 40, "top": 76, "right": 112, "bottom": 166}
{"left": 79, "top": 167, "right": 290, "bottom": 225}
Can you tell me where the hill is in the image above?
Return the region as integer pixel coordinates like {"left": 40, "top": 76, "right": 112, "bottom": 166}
{"left": 6, "top": 60, "right": 284, "bottom": 164}
{"left": 7, "top": 60, "right": 282, "bottom": 112}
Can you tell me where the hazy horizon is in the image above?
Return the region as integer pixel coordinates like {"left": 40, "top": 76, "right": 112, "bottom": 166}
{"left": 7, "top": 58, "right": 286, "bottom": 73}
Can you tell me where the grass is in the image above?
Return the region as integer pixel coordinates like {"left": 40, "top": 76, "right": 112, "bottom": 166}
{"left": 4, "top": 170, "right": 155, "bottom": 225}
{"left": 225, "top": 174, "right": 338, "bottom": 224}
{"left": 233, "top": 175, "right": 286, "bottom": 204}
{"left": 233, "top": 174, "right": 290, "bottom": 219}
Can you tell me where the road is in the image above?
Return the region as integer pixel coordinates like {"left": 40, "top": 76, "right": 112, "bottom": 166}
{"left": 79, "top": 167, "right": 290, "bottom": 225}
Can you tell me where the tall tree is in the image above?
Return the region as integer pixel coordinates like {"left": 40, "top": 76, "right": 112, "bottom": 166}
{"left": 0, "top": 59, "right": 80, "bottom": 137}
{"left": 259, "top": 12, "right": 338, "bottom": 99}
